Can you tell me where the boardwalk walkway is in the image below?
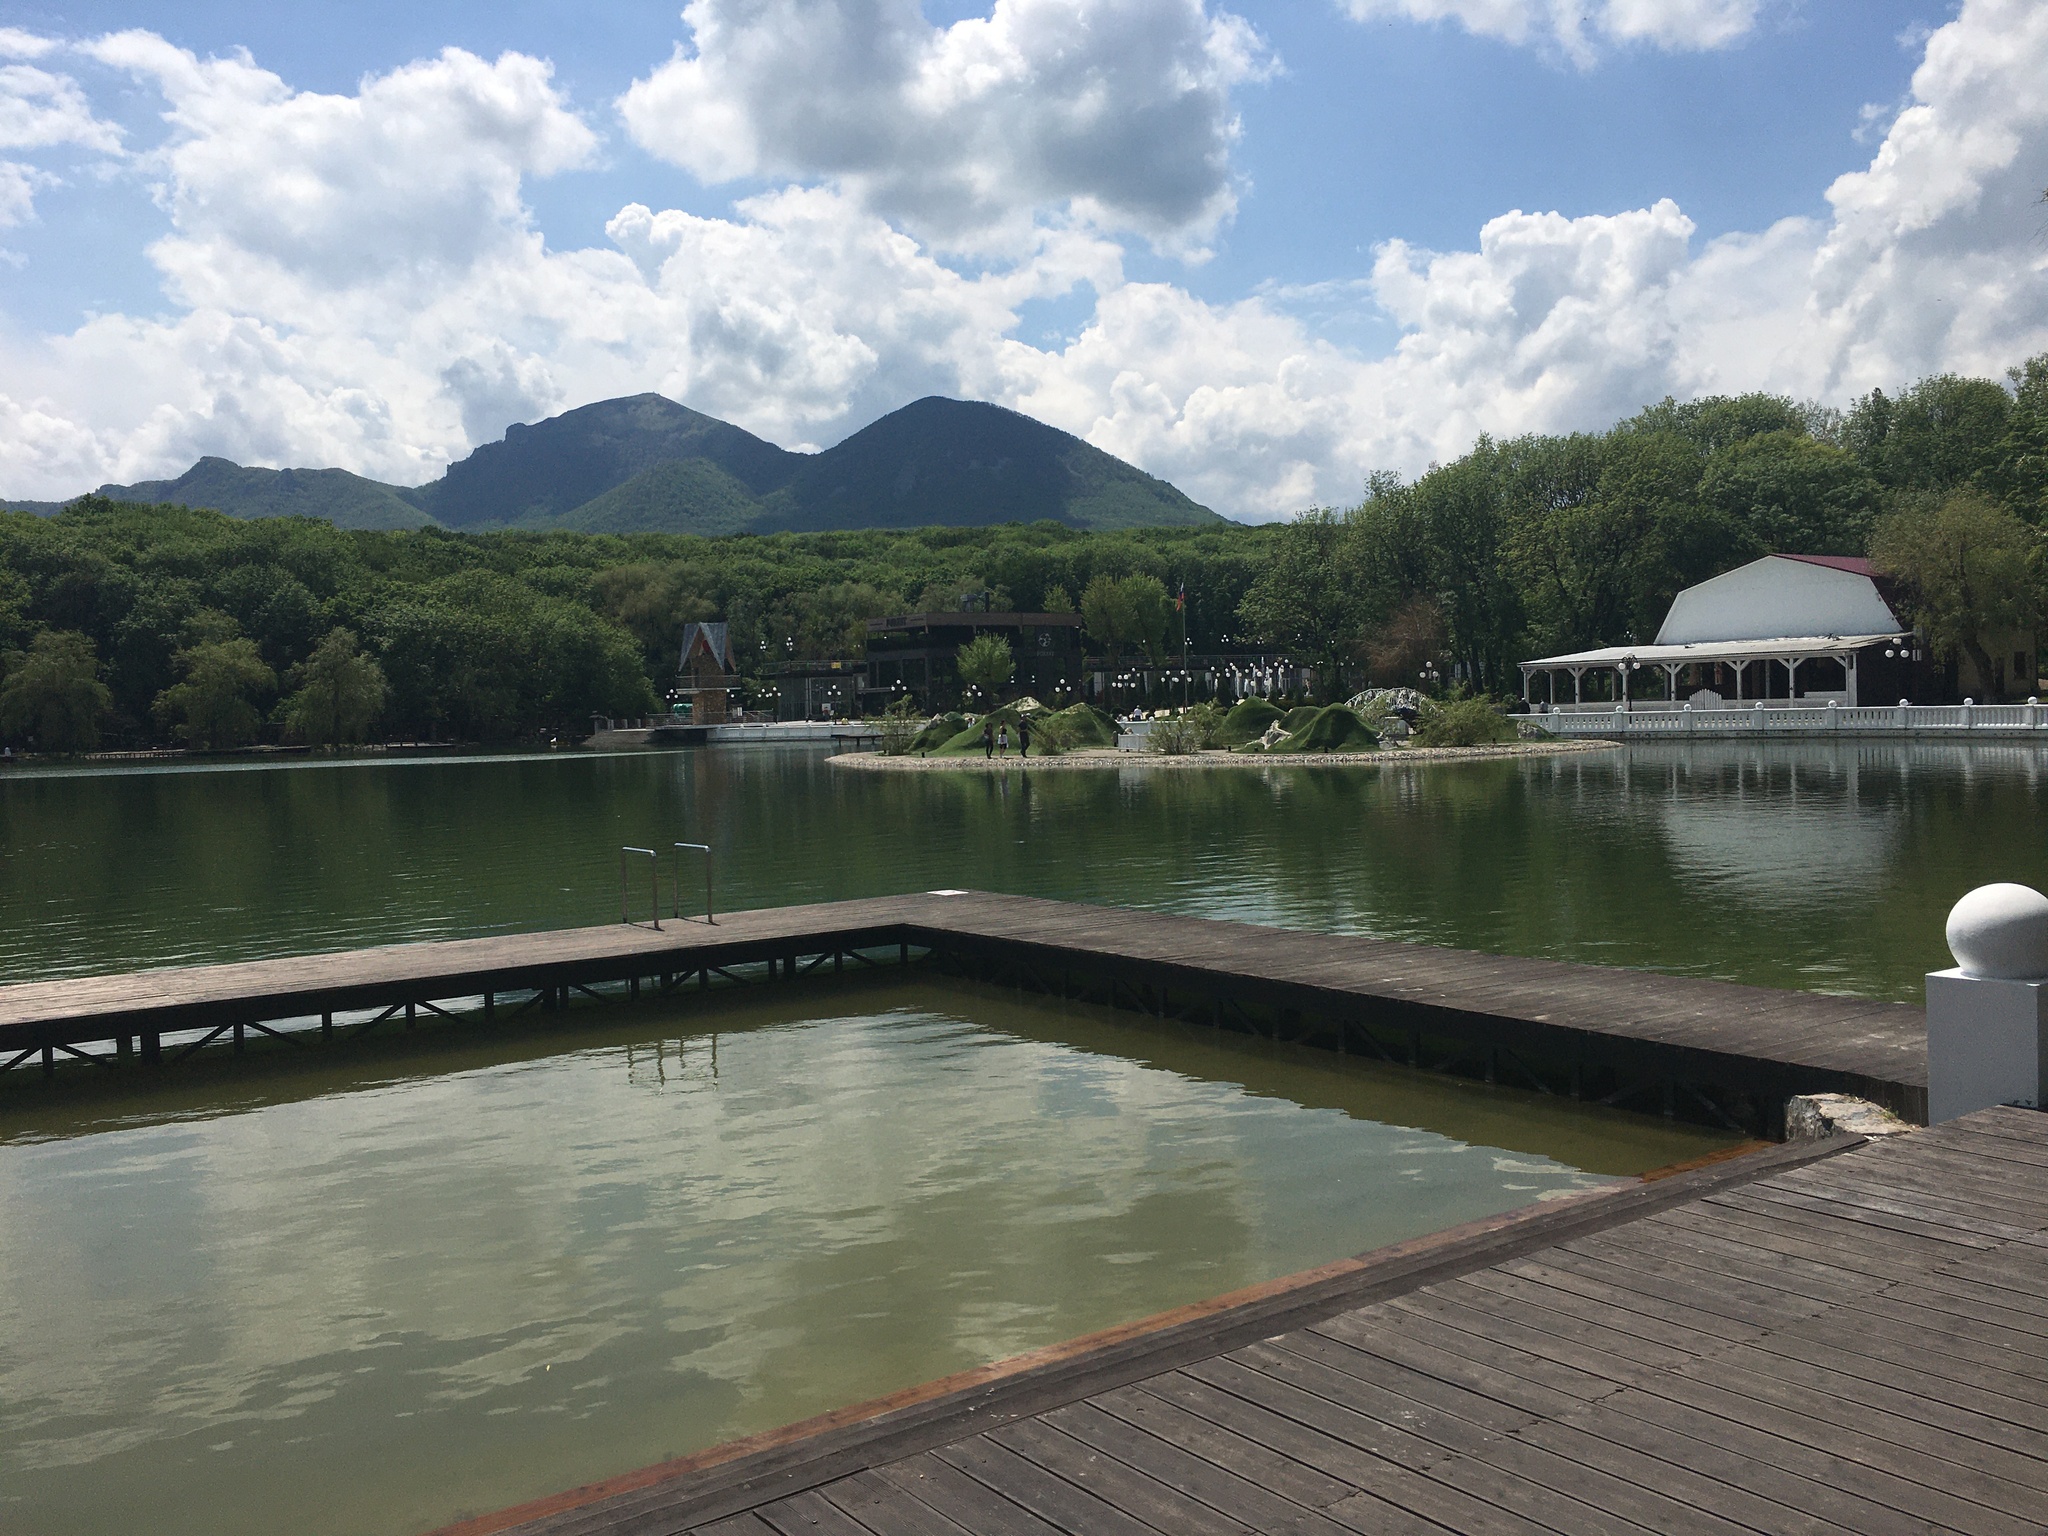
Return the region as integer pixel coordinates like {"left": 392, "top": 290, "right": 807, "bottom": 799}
{"left": 0, "top": 893, "right": 1926, "bottom": 1124}
{"left": 455, "top": 1106, "right": 2048, "bottom": 1536}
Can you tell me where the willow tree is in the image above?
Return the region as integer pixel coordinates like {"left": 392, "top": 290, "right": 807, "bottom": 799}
{"left": 1870, "top": 492, "right": 2042, "bottom": 691}
{"left": 0, "top": 630, "right": 111, "bottom": 752}
{"left": 280, "top": 628, "right": 389, "bottom": 746}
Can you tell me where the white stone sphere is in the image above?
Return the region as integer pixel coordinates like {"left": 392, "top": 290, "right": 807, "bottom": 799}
{"left": 1946, "top": 883, "right": 2048, "bottom": 980}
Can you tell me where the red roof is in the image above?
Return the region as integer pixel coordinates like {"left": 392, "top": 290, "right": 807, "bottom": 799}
{"left": 1773, "top": 553, "right": 1875, "bottom": 576}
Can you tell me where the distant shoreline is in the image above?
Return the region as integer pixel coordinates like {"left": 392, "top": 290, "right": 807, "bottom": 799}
{"left": 830, "top": 740, "right": 1620, "bottom": 771}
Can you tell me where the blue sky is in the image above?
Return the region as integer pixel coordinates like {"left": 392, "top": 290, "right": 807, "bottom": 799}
{"left": 0, "top": 1, "right": 2041, "bottom": 518}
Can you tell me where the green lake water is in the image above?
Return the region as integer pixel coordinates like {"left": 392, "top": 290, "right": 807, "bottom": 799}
{"left": 3, "top": 739, "right": 2045, "bottom": 997}
{"left": 2, "top": 739, "right": 2042, "bottom": 1534}
{"left": 0, "top": 981, "right": 1727, "bottom": 1536}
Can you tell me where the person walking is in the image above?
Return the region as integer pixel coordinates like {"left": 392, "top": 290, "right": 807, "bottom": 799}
{"left": 981, "top": 719, "right": 995, "bottom": 759}
{"left": 1017, "top": 715, "right": 1032, "bottom": 758}
{"left": 997, "top": 722, "right": 1010, "bottom": 757}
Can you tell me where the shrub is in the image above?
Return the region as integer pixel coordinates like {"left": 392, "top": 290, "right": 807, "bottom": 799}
{"left": 1214, "top": 697, "right": 1282, "bottom": 748}
{"left": 1147, "top": 713, "right": 1204, "bottom": 754}
{"left": 1412, "top": 695, "right": 1517, "bottom": 747}
{"left": 873, "top": 695, "right": 925, "bottom": 755}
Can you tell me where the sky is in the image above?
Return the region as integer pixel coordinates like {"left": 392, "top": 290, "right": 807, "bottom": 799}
{"left": 0, "top": 0, "right": 2042, "bottom": 520}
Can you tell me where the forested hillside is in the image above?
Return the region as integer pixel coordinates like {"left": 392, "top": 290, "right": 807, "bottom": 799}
{"left": 3, "top": 356, "right": 2043, "bottom": 751}
{"left": 74, "top": 394, "right": 1223, "bottom": 534}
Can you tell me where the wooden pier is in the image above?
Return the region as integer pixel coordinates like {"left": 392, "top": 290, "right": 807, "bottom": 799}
{"left": 443, "top": 1105, "right": 2048, "bottom": 1536}
{"left": 0, "top": 892, "right": 1926, "bottom": 1130}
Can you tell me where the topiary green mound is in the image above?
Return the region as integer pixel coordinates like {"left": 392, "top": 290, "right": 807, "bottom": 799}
{"left": 1242, "top": 704, "right": 1380, "bottom": 754}
{"left": 1214, "top": 697, "right": 1283, "bottom": 748}
{"left": 926, "top": 698, "right": 1115, "bottom": 755}
{"left": 1280, "top": 706, "right": 1320, "bottom": 734}
{"left": 908, "top": 712, "right": 969, "bottom": 753}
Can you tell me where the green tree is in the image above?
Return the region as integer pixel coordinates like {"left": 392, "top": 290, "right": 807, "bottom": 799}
{"left": 279, "top": 628, "right": 388, "bottom": 746}
{"left": 1080, "top": 573, "right": 1137, "bottom": 678}
{"left": 1870, "top": 493, "right": 2042, "bottom": 692}
{"left": 1849, "top": 374, "right": 2013, "bottom": 493}
{"left": 1237, "top": 510, "right": 1366, "bottom": 699}
{"left": 1406, "top": 450, "right": 1520, "bottom": 691}
{"left": 1986, "top": 352, "right": 2048, "bottom": 522}
{"left": 0, "top": 630, "right": 111, "bottom": 752}
{"left": 1699, "top": 431, "right": 1882, "bottom": 555}
{"left": 955, "top": 633, "right": 1015, "bottom": 699}
{"left": 154, "top": 638, "right": 276, "bottom": 749}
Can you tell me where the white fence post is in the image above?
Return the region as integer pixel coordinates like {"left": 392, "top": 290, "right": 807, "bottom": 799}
{"left": 1926, "top": 884, "right": 2048, "bottom": 1123}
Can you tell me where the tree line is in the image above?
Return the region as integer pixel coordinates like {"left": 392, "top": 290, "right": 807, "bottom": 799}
{"left": 1241, "top": 356, "right": 2048, "bottom": 698}
{"left": 3, "top": 354, "right": 2044, "bottom": 750}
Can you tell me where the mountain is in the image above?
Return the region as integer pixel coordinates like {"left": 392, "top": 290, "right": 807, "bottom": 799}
{"left": 19, "top": 394, "right": 1226, "bottom": 533}
{"left": 93, "top": 458, "right": 437, "bottom": 531}
{"left": 752, "top": 398, "right": 1216, "bottom": 532}
{"left": 419, "top": 394, "right": 798, "bottom": 527}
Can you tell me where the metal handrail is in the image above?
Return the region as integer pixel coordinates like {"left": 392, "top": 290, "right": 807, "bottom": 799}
{"left": 620, "top": 847, "right": 661, "bottom": 928}
{"left": 673, "top": 842, "right": 714, "bottom": 924}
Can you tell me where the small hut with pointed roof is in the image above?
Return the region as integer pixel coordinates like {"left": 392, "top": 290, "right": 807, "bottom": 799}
{"left": 678, "top": 621, "right": 740, "bottom": 723}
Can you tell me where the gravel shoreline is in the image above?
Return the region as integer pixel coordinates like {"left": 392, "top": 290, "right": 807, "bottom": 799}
{"left": 829, "top": 739, "right": 1619, "bottom": 771}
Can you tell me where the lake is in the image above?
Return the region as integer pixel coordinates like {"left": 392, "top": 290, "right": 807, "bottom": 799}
{"left": 2, "top": 738, "right": 2042, "bottom": 998}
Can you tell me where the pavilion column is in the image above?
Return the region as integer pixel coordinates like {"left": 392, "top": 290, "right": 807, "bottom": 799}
{"left": 1784, "top": 657, "right": 1800, "bottom": 701}
{"left": 1664, "top": 663, "right": 1682, "bottom": 705}
{"left": 1571, "top": 668, "right": 1584, "bottom": 704}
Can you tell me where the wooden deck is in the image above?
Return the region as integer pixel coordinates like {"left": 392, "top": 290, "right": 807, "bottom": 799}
{"left": 446, "top": 1106, "right": 2048, "bottom": 1536}
{"left": 0, "top": 892, "right": 1925, "bottom": 1125}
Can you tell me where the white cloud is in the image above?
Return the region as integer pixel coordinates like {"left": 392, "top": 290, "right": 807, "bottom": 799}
{"left": 84, "top": 32, "right": 595, "bottom": 304}
{"left": 0, "top": 160, "right": 50, "bottom": 225}
{"left": 1341, "top": 0, "right": 1764, "bottom": 66}
{"left": 0, "top": 28, "right": 59, "bottom": 62}
{"left": 619, "top": 0, "right": 1273, "bottom": 253}
{"left": 0, "top": 44, "right": 123, "bottom": 225}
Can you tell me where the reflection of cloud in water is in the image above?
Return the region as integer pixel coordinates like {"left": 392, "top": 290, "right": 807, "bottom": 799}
{"left": 1609, "top": 740, "right": 2047, "bottom": 902}
{"left": 0, "top": 994, "right": 1659, "bottom": 1536}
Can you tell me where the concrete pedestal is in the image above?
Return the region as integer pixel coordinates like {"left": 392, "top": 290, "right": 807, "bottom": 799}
{"left": 1925, "top": 968, "right": 2047, "bottom": 1123}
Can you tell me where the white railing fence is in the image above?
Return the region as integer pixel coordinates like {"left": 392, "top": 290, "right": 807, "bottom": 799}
{"left": 1535, "top": 700, "right": 2048, "bottom": 738}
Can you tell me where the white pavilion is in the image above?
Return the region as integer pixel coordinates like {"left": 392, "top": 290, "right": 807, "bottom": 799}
{"left": 1519, "top": 555, "right": 1926, "bottom": 711}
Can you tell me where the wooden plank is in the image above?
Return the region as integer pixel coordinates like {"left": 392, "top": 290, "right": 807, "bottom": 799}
{"left": 984, "top": 1418, "right": 1253, "bottom": 1536}
{"left": 1038, "top": 1398, "right": 1365, "bottom": 1536}
{"left": 1309, "top": 1257, "right": 2048, "bottom": 1530}
{"left": 818, "top": 1469, "right": 978, "bottom": 1536}
{"left": 866, "top": 1456, "right": 1068, "bottom": 1536}
{"left": 754, "top": 1489, "right": 884, "bottom": 1536}
{"left": 0, "top": 891, "right": 1929, "bottom": 1110}
{"left": 930, "top": 1436, "right": 1168, "bottom": 1536}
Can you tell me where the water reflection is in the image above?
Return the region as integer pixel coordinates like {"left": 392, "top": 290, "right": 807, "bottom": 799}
{"left": 3, "top": 738, "right": 2044, "bottom": 997}
{"left": 0, "top": 980, "right": 1727, "bottom": 1536}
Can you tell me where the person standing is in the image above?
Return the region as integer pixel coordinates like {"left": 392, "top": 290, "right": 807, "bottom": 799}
{"left": 997, "top": 722, "right": 1010, "bottom": 757}
{"left": 981, "top": 719, "right": 995, "bottom": 758}
{"left": 1017, "top": 715, "right": 1032, "bottom": 758}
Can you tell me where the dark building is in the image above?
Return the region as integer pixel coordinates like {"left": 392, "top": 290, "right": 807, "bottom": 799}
{"left": 761, "top": 658, "right": 868, "bottom": 721}
{"left": 864, "top": 612, "right": 1086, "bottom": 711}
